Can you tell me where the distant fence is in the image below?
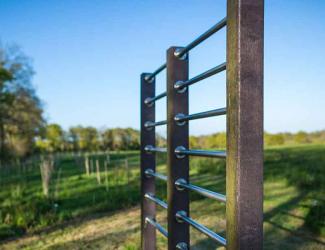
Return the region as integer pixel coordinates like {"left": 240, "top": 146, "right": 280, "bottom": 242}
{"left": 140, "top": 0, "right": 264, "bottom": 249}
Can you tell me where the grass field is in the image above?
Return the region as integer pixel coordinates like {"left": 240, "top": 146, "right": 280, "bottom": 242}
{"left": 0, "top": 144, "right": 324, "bottom": 249}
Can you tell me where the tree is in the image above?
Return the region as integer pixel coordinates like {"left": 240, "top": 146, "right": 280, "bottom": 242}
{"left": 294, "top": 131, "right": 310, "bottom": 144}
{"left": 0, "top": 43, "right": 44, "bottom": 160}
{"left": 68, "top": 126, "right": 99, "bottom": 151}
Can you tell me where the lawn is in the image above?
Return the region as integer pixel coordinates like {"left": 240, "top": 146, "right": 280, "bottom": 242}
{"left": 0, "top": 144, "right": 324, "bottom": 249}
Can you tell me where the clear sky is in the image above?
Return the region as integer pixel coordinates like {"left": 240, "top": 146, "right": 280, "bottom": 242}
{"left": 0, "top": 0, "right": 324, "bottom": 135}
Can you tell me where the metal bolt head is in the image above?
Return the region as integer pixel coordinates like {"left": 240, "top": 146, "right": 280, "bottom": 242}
{"left": 175, "top": 210, "right": 187, "bottom": 223}
{"left": 176, "top": 242, "right": 188, "bottom": 250}
{"left": 174, "top": 48, "right": 188, "bottom": 60}
{"left": 174, "top": 113, "right": 186, "bottom": 126}
{"left": 174, "top": 81, "right": 187, "bottom": 94}
{"left": 144, "top": 145, "right": 154, "bottom": 153}
{"left": 175, "top": 146, "right": 186, "bottom": 159}
{"left": 144, "top": 168, "right": 154, "bottom": 178}
{"left": 144, "top": 97, "right": 154, "bottom": 107}
{"left": 144, "top": 74, "right": 154, "bottom": 83}
{"left": 144, "top": 121, "right": 154, "bottom": 130}
{"left": 175, "top": 178, "right": 187, "bottom": 191}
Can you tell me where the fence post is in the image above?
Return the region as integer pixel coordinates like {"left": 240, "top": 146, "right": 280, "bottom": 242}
{"left": 140, "top": 73, "right": 156, "bottom": 250}
{"left": 226, "top": 0, "right": 264, "bottom": 249}
{"left": 166, "top": 47, "right": 189, "bottom": 250}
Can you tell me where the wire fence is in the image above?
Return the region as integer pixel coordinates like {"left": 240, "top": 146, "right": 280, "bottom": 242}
{"left": 140, "top": 0, "right": 264, "bottom": 249}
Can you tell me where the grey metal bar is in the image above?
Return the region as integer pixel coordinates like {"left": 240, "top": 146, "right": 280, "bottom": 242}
{"left": 175, "top": 107, "right": 226, "bottom": 124}
{"left": 174, "top": 63, "right": 226, "bottom": 91}
{"left": 176, "top": 211, "right": 226, "bottom": 246}
{"left": 145, "top": 169, "right": 168, "bottom": 182}
{"left": 174, "top": 17, "right": 227, "bottom": 59}
{"left": 145, "top": 193, "right": 168, "bottom": 209}
{"left": 175, "top": 147, "right": 226, "bottom": 158}
{"left": 145, "top": 217, "right": 168, "bottom": 238}
{"left": 145, "top": 145, "right": 167, "bottom": 153}
{"left": 144, "top": 91, "right": 167, "bottom": 106}
{"left": 145, "top": 63, "right": 167, "bottom": 83}
{"left": 144, "top": 120, "right": 167, "bottom": 129}
{"left": 175, "top": 179, "right": 226, "bottom": 203}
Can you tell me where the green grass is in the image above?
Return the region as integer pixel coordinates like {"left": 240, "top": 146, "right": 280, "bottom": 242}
{"left": 0, "top": 144, "right": 324, "bottom": 249}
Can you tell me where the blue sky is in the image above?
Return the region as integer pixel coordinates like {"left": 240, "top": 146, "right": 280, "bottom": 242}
{"left": 0, "top": 0, "right": 324, "bottom": 135}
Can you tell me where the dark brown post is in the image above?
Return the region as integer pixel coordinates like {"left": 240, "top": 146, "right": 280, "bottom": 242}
{"left": 141, "top": 73, "right": 156, "bottom": 250}
{"left": 226, "top": 0, "right": 264, "bottom": 249}
{"left": 166, "top": 47, "right": 189, "bottom": 250}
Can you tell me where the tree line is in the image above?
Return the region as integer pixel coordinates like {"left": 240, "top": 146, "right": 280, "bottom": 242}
{"left": 35, "top": 125, "right": 140, "bottom": 152}
{"left": 1, "top": 43, "right": 324, "bottom": 162}
{"left": 189, "top": 130, "right": 325, "bottom": 149}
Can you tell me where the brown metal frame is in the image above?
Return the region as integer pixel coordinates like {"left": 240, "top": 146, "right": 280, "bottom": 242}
{"left": 140, "top": 73, "right": 156, "bottom": 249}
{"left": 166, "top": 47, "right": 190, "bottom": 249}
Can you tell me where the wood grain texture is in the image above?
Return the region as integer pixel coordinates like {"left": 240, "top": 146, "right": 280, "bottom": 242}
{"left": 226, "top": 0, "right": 264, "bottom": 249}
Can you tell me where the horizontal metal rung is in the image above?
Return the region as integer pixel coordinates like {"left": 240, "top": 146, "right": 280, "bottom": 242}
{"left": 175, "top": 147, "right": 226, "bottom": 158}
{"left": 174, "top": 17, "right": 227, "bottom": 59}
{"left": 145, "top": 217, "right": 168, "bottom": 238}
{"left": 174, "top": 63, "right": 226, "bottom": 91}
{"left": 144, "top": 92, "right": 167, "bottom": 106}
{"left": 145, "top": 169, "right": 167, "bottom": 181}
{"left": 144, "top": 120, "right": 167, "bottom": 129}
{"left": 144, "top": 193, "right": 168, "bottom": 209}
{"left": 175, "top": 179, "right": 226, "bottom": 203}
{"left": 145, "top": 145, "right": 167, "bottom": 153}
{"left": 176, "top": 211, "right": 226, "bottom": 246}
{"left": 175, "top": 108, "right": 226, "bottom": 124}
{"left": 145, "top": 63, "right": 167, "bottom": 83}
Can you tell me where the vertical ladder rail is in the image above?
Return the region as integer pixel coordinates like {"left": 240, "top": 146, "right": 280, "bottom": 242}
{"left": 141, "top": 73, "right": 156, "bottom": 249}
{"left": 166, "top": 47, "right": 190, "bottom": 249}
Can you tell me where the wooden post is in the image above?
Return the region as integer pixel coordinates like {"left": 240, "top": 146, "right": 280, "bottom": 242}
{"left": 140, "top": 73, "right": 156, "bottom": 250}
{"left": 226, "top": 0, "right": 264, "bottom": 249}
{"left": 104, "top": 160, "right": 109, "bottom": 191}
{"left": 166, "top": 47, "right": 189, "bottom": 249}
{"left": 125, "top": 158, "right": 130, "bottom": 185}
{"left": 96, "top": 159, "right": 101, "bottom": 184}
{"left": 85, "top": 155, "right": 90, "bottom": 176}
